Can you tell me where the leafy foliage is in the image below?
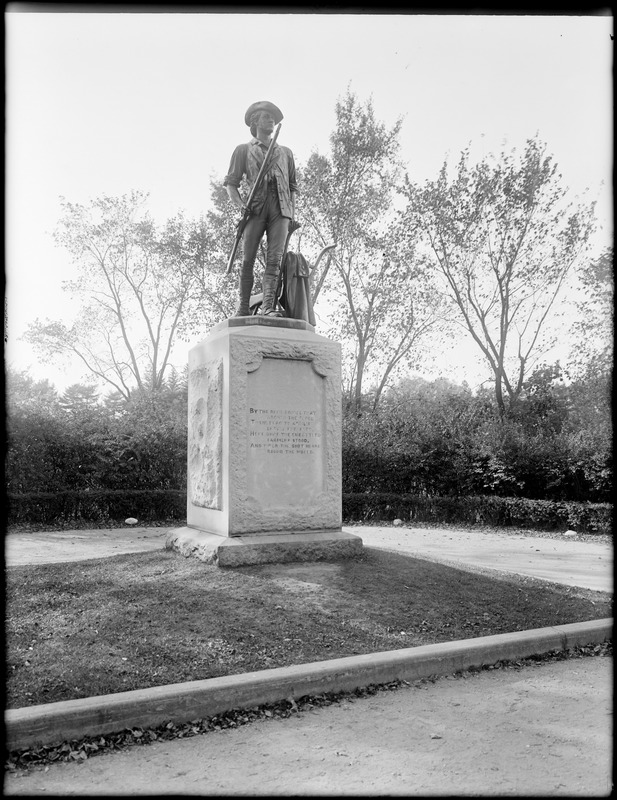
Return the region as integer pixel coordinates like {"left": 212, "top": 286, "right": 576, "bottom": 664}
{"left": 567, "top": 246, "right": 613, "bottom": 379}
{"left": 342, "top": 492, "right": 612, "bottom": 533}
{"left": 5, "top": 369, "right": 187, "bottom": 503}
{"left": 8, "top": 490, "right": 185, "bottom": 526}
{"left": 342, "top": 374, "right": 612, "bottom": 503}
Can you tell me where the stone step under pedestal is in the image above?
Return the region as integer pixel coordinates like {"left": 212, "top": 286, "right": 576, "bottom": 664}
{"left": 166, "top": 527, "right": 364, "bottom": 568}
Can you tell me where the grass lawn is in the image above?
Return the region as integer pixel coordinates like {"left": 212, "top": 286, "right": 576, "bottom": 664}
{"left": 5, "top": 546, "right": 612, "bottom": 710}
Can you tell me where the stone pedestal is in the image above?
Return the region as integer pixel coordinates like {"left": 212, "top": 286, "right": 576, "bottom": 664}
{"left": 167, "top": 317, "right": 363, "bottom": 566}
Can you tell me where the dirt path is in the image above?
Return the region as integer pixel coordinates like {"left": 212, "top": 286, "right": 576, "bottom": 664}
{"left": 5, "top": 656, "right": 612, "bottom": 796}
{"left": 4, "top": 528, "right": 172, "bottom": 566}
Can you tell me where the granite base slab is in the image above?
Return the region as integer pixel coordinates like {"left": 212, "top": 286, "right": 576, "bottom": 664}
{"left": 166, "top": 527, "right": 363, "bottom": 567}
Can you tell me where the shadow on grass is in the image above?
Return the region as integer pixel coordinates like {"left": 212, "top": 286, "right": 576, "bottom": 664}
{"left": 5, "top": 547, "right": 612, "bottom": 709}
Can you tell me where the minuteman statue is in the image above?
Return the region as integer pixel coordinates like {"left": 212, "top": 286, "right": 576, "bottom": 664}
{"left": 223, "top": 101, "right": 298, "bottom": 317}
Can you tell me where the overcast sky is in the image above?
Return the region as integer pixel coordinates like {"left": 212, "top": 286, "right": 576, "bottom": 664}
{"left": 5, "top": 9, "right": 613, "bottom": 390}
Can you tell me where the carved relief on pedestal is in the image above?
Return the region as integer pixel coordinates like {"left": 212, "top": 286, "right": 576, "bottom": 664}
{"left": 188, "top": 358, "right": 223, "bottom": 510}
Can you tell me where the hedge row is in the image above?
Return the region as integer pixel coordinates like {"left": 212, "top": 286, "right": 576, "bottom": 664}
{"left": 7, "top": 490, "right": 186, "bottom": 526}
{"left": 342, "top": 493, "right": 612, "bottom": 534}
{"left": 6, "top": 490, "right": 612, "bottom": 534}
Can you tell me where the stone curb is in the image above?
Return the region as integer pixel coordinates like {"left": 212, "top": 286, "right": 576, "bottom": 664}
{"left": 6, "top": 618, "right": 612, "bottom": 752}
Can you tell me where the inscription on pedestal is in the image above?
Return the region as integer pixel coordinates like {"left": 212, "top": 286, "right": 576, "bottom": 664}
{"left": 247, "top": 358, "right": 325, "bottom": 509}
{"left": 248, "top": 408, "right": 321, "bottom": 456}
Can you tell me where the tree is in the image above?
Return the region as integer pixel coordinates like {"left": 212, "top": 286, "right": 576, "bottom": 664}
{"left": 58, "top": 383, "right": 100, "bottom": 415}
{"left": 515, "top": 362, "right": 568, "bottom": 436}
{"left": 102, "top": 390, "right": 129, "bottom": 418}
{"left": 342, "top": 376, "right": 495, "bottom": 497}
{"left": 25, "top": 191, "right": 204, "bottom": 400}
{"left": 299, "top": 90, "right": 443, "bottom": 411}
{"left": 567, "top": 246, "right": 613, "bottom": 379}
{"left": 5, "top": 369, "right": 60, "bottom": 416}
{"left": 405, "top": 137, "right": 597, "bottom": 416}
{"left": 5, "top": 370, "right": 101, "bottom": 495}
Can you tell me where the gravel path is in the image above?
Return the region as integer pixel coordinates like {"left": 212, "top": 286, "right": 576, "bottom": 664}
{"left": 5, "top": 656, "right": 612, "bottom": 796}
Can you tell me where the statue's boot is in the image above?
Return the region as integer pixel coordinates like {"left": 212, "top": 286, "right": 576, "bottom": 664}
{"left": 234, "top": 273, "right": 253, "bottom": 317}
{"left": 261, "top": 273, "right": 283, "bottom": 317}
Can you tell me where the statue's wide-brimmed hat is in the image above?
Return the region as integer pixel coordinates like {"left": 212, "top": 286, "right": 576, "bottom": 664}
{"left": 244, "top": 101, "right": 284, "bottom": 126}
